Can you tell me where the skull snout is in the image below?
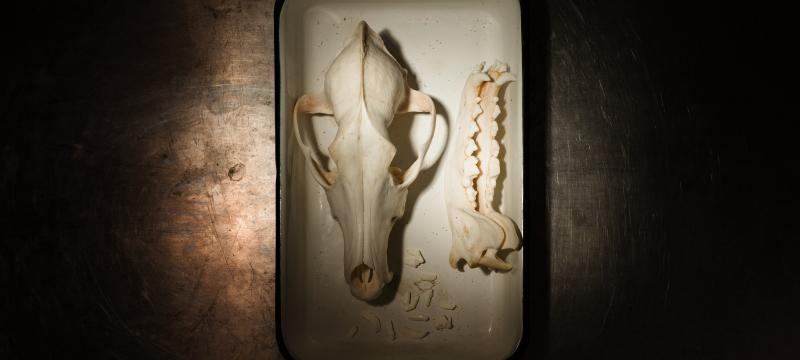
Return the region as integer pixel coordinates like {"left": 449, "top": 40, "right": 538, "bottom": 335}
{"left": 349, "top": 264, "right": 386, "bottom": 301}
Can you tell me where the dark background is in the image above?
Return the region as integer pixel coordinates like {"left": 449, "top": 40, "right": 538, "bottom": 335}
{"left": 2, "top": 0, "right": 798, "bottom": 359}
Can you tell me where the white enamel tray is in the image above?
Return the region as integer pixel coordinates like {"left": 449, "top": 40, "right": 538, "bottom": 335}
{"left": 277, "top": 1, "right": 524, "bottom": 358}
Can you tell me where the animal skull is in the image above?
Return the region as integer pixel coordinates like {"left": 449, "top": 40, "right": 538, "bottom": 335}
{"left": 444, "top": 62, "right": 521, "bottom": 270}
{"left": 292, "top": 21, "right": 436, "bottom": 300}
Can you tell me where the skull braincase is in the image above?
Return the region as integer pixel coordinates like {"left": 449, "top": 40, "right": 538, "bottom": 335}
{"left": 292, "top": 21, "right": 436, "bottom": 301}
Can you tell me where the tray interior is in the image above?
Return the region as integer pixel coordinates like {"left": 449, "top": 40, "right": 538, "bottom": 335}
{"left": 279, "top": 1, "right": 523, "bottom": 358}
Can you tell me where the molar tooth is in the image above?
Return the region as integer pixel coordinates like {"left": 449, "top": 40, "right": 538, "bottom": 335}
{"left": 491, "top": 140, "right": 501, "bottom": 156}
{"left": 474, "top": 97, "right": 481, "bottom": 103}
{"left": 464, "top": 139, "right": 478, "bottom": 156}
{"left": 463, "top": 161, "right": 479, "bottom": 177}
{"left": 492, "top": 106, "right": 501, "bottom": 119}
{"left": 471, "top": 106, "right": 483, "bottom": 118}
{"left": 468, "top": 121, "right": 480, "bottom": 135}
{"left": 490, "top": 121, "right": 499, "bottom": 136}
{"left": 493, "top": 96, "right": 499, "bottom": 103}
{"left": 489, "top": 158, "right": 501, "bottom": 177}
{"left": 466, "top": 187, "right": 477, "bottom": 200}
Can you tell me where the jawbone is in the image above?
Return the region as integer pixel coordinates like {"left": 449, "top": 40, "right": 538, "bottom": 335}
{"left": 444, "top": 62, "right": 521, "bottom": 271}
{"left": 292, "top": 21, "right": 436, "bottom": 300}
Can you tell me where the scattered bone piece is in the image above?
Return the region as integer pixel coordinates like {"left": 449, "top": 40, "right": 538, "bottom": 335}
{"left": 433, "top": 315, "right": 453, "bottom": 330}
{"left": 388, "top": 320, "right": 396, "bottom": 341}
{"left": 414, "top": 280, "right": 435, "bottom": 291}
{"left": 405, "top": 294, "right": 420, "bottom": 312}
{"left": 348, "top": 326, "right": 359, "bottom": 337}
{"left": 438, "top": 297, "right": 457, "bottom": 310}
{"left": 360, "top": 311, "right": 381, "bottom": 333}
{"left": 398, "top": 326, "right": 429, "bottom": 340}
{"left": 420, "top": 289, "right": 434, "bottom": 307}
{"left": 419, "top": 272, "right": 438, "bottom": 281}
{"left": 404, "top": 248, "right": 426, "bottom": 268}
{"left": 408, "top": 314, "right": 429, "bottom": 321}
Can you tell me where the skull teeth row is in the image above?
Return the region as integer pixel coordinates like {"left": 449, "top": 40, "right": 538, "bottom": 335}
{"left": 462, "top": 94, "right": 503, "bottom": 209}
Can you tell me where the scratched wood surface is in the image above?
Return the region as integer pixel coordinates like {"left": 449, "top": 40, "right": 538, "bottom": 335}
{"left": 3, "top": 0, "right": 799, "bottom": 359}
{"left": 3, "top": 0, "right": 280, "bottom": 358}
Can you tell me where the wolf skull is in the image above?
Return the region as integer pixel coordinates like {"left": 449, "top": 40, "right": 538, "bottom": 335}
{"left": 292, "top": 21, "right": 436, "bottom": 301}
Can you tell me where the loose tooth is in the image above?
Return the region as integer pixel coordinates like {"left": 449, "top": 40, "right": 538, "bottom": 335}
{"left": 433, "top": 315, "right": 453, "bottom": 330}
{"left": 404, "top": 248, "right": 425, "bottom": 268}
{"left": 399, "top": 327, "right": 429, "bottom": 339}
{"left": 408, "top": 314, "right": 429, "bottom": 321}
{"left": 438, "top": 298, "right": 457, "bottom": 310}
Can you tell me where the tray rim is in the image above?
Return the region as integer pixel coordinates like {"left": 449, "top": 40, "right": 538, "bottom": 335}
{"left": 273, "top": 1, "right": 535, "bottom": 358}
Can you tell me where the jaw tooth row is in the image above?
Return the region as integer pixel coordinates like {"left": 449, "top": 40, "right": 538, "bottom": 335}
{"left": 443, "top": 61, "right": 521, "bottom": 271}
{"left": 461, "top": 100, "right": 484, "bottom": 208}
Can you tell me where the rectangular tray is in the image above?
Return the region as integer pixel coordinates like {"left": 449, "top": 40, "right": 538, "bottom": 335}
{"left": 277, "top": 1, "right": 524, "bottom": 358}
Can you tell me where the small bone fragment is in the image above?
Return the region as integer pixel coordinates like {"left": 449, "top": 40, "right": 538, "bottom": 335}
{"left": 399, "top": 326, "right": 429, "bottom": 339}
{"left": 419, "top": 272, "right": 438, "bottom": 281}
{"left": 420, "top": 289, "right": 434, "bottom": 307}
{"left": 414, "top": 280, "right": 435, "bottom": 291}
{"left": 388, "top": 320, "right": 396, "bottom": 341}
{"left": 433, "top": 315, "right": 453, "bottom": 330}
{"left": 438, "top": 298, "right": 457, "bottom": 310}
{"left": 348, "top": 326, "right": 359, "bottom": 337}
{"left": 405, "top": 294, "right": 420, "bottom": 312}
{"left": 408, "top": 314, "right": 429, "bottom": 321}
{"left": 404, "top": 248, "right": 426, "bottom": 268}
{"left": 360, "top": 311, "right": 381, "bottom": 332}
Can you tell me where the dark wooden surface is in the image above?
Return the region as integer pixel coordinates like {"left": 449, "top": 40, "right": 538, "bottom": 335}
{"left": 2, "top": 0, "right": 797, "bottom": 359}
